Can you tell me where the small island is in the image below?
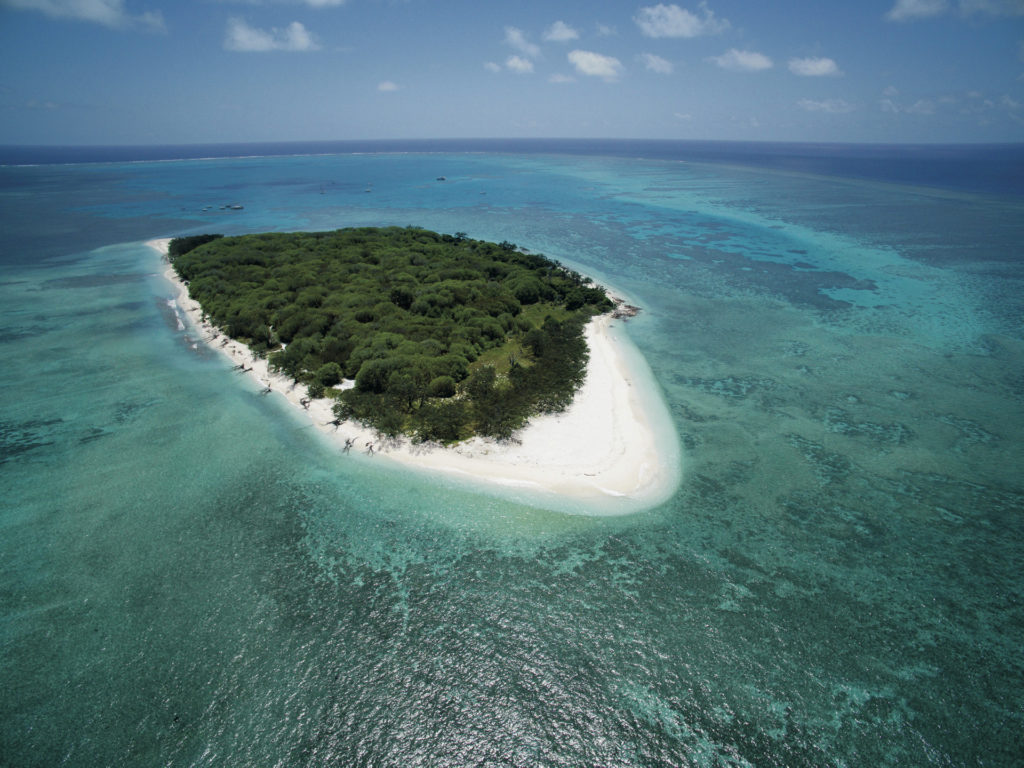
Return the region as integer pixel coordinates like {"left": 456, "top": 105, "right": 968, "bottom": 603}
{"left": 168, "top": 227, "right": 614, "bottom": 443}
{"left": 152, "top": 229, "right": 680, "bottom": 511}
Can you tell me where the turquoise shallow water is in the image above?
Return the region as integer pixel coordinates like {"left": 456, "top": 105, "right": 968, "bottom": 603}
{"left": 2, "top": 146, "right": 1023, "bottom": 766}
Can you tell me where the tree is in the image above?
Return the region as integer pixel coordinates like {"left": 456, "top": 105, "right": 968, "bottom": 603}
{"left": 464, "top": 365, "right": 496, "bottom": 404}
{"left": 524, "top": 328, "right": 548, "bottom": 358}
{"left": 387, "top": 372, "right": 420, "bottom": 412}
{"left": 428, "top": 375, "right": 456, "bottom": 398}
{"left": 415, "top": 401, "right": 468, "bottom": 443}
{"left": 389, "top": 286, "right": 415, "bottom": 310}
{"left": 316, "top": 362, "right": 343, "bottom": 387}
{"left": 168, "top": 234, "right": 223, "bottom": 261}
{"left": 355, "top": 358, "right": 395, "bottom": 394}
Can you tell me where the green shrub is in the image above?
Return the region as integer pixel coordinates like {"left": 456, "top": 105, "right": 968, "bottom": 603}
{"left": 316, "top": 362, "right": 343, "bottom": 387}
{"left": 428, "top": 375, "right": 457, "bottom": 398}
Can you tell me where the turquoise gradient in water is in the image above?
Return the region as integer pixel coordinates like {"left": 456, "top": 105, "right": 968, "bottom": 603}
{"left": 2, "top": 145, "right": 1023, "bottom": 766}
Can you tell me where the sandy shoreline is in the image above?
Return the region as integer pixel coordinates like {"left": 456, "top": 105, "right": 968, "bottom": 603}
{"left": 147, "top": 237, "right": 681, "bottom": 513}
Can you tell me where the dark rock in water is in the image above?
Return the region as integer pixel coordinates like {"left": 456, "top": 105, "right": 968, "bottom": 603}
{"left": 787, "top": 433, "right": 852, "bottom": 485}
{"left": 935, "top": 413, "right": 998, "bottom": 452}
{"left": 0, "top": 417, "right": 63, "bottom": 463}
{"left": 823, "top": 407, "right": 913, "bottom": 445}
{"left": 78, "top": 427, "right": 109, "bottom": 444}
{"left": 678, "top": 374, "right": 777, "bottom": 400}
{"left": 43, "top": 273, "right": 145, "bottom": 289}
{"left": 611, "top": 301, "right": 641, "bottom": 319}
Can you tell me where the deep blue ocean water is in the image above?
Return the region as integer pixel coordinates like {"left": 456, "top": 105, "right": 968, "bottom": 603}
{"left": 2, "top": 140, "right": 1023, "bottom": 766}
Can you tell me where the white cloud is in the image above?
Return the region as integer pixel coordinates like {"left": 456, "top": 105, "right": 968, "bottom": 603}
{"left": 504, "top": 26, "right": 540, "bottom": 58}
{"left": 215, "top": 0, "right": 349, "bottom": 5}
{"left": 886, "top": 0, "right": 949, "bottom": 20}
{"left": 1, "top": 0, "right": 165, "bottom": 30}
{"left": 596, "top": 23, "right": 616, "bottom": 36}
{"left": 377, "top": 81, "right": 398, "bottom": 92}
{"left": 886, "top": 0, "right": 1024, "bottom": 19}
{"left": 568, "top": 49, "right": 623, "bottom": 81}
{"left": 958, "top": 0, "right": 1024, "bottom": 15}
{"left": 549, "top": 73, "right": 576, "bottom": 83}
{"left": 879, "top": 90, "right": 939, "bottom": 113}
{"left": 484, "top": 61, "right": 502, "bottom": 73}
{"left": 885, "top": 88, "right": 1007, "bottom": 115}
{"left": 136, "top": 9, "right": 161, "bottom": 28}
{"left": 798, "top": 98, "right": 855, "bottom": 114}
{"left": 674, "top": 112, "right": 693, "bottom": 121}
{"left": 224, "top": 18, "right": 320, "bottom": 52}
{"left": 906, "top": 98, "right": 936, "bottom": 114}
{"left": 707, "top": 48, "right": 773, "bottom": 72}
{"left": 544, "top": 20, "right": 578, "bottom": 42}
{"left": 635, "top": 2, "right": 729, "bottom": 38}
{"left": 788, "top": 57, "right": 840, "bottom": 76}
{"left": 505, "top": 55, "right": 534, "bottom": 74}
{"left": 640, "top": 53, "right": 674, "bottom": 74}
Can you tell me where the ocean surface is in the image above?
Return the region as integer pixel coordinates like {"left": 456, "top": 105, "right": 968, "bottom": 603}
{"left": 2, "top": 140, "right": 1022, "bottom": 766}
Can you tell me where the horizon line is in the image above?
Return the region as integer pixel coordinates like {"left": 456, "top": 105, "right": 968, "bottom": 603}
{"left": 4, "top": 136, "right": 1024, "bottom": 150}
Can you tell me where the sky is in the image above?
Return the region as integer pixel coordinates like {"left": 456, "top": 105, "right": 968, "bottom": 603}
{"left": 1, "top": 0, "right": 1023, "bottom": 145}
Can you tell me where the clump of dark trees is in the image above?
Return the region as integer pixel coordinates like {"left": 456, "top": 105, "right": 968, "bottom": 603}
{"left": 169, "top": 227, "right": 614, "bottom": 443}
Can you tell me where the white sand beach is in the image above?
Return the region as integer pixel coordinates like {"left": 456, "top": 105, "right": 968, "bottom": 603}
{"left": 148, "top": 238, "right": 681, "bottom": 512}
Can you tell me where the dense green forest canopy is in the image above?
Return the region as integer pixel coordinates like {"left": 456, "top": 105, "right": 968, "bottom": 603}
{"left": 168, "top": 227, "right": 614, "bottom": 443}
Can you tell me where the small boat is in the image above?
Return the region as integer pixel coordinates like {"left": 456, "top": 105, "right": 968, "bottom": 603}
{"left": 436, "top": 176, "right": 446, "bottom": 181}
